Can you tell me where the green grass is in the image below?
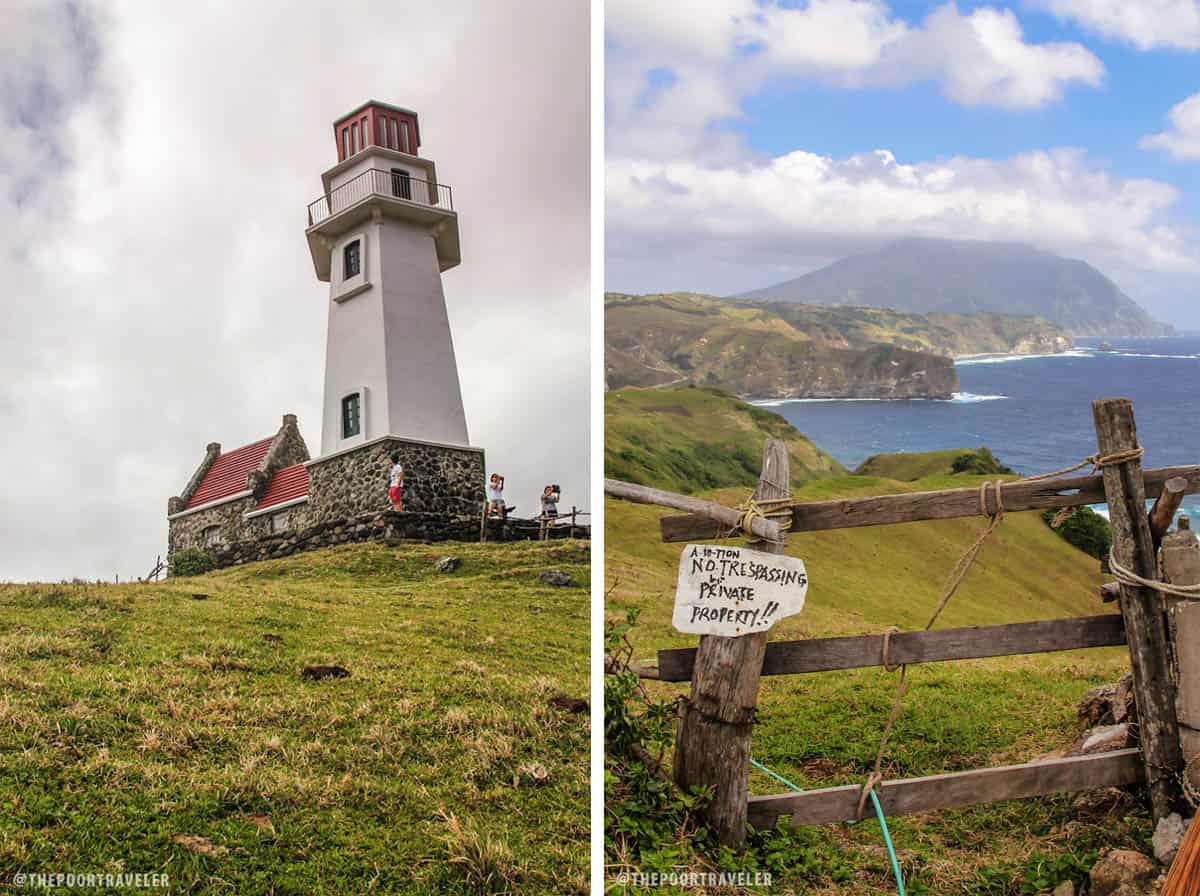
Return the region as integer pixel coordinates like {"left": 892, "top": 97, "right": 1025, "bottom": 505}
{"left": 606, "top": 387, "right": 845, "bottom": 493}
{"left": 606, "top": 468, "right": 1147, "bottom": 895}
{"left": 854, "top": 447, "right": 1009, "bottom": 481}
{"left": 0, "top": 540, "right": 589, "bottom": 895}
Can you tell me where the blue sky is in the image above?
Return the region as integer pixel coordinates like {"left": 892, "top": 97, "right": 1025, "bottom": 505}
{"left": 605, "top": 0, "right": 1200, "bottom": 328}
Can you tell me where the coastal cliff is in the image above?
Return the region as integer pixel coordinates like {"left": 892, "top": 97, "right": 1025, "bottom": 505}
{"left": 605, "top": 293, "right": 1071, "bottom": 400}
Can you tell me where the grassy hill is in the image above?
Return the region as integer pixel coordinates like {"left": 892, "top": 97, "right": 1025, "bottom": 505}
{"left": 604, "top": 400, "right": 1147, "bottom": 894}
{"left": 854, "top": 446, "right": 1012, "bottom": 480}
{"left": 0, "top": 540, "right": 589, "bottom": 895}
{"left": 605, "top": 293, "right": 958, "bottom": 399}
{"left": 605, "top": 292, "right": 1077, "bottom": 400}
{"left": 764, "top": 302, "right": 1071, "bottom": 358}
{"left": 605, "top": 386, "right": 845, "bottom": 493}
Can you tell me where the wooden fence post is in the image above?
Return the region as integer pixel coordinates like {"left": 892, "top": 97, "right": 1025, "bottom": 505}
{"left": 1092, "top": 397, "right": 1185, "bottom": 822}
{"left": 672, "top": 438, "right": 790, "bottom": 847}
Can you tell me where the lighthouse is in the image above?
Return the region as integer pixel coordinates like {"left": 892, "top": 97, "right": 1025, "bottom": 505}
{"left": 167, "top": 102, "right": 486, "bottom": 570}
{"left": 304, "top": 100, "right": 469, "bottom": 454}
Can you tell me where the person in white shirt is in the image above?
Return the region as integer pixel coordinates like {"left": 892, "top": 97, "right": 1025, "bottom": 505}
{"left": 387, "top": 452, "right": 405, "bottom": 512}
{"left": 486, "top": 473, "right": 506, "bottom": 519}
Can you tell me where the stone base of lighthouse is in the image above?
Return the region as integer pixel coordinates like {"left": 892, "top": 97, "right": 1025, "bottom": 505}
{"left": 167, "top": 427, "right": 505, "bottom": 571}
{"left": 307, "top": 437, "right": 485, "bottom": 522}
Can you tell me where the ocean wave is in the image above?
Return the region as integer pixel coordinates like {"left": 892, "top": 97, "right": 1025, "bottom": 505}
{"left": 956, "top": 350, "right": 1094, "bottom": 366}
{"left": 1103, "top": 352, "right": 1200, "bottom": 360}
{"left": 950, "top": 392, "right": 1007, "bottom": 403}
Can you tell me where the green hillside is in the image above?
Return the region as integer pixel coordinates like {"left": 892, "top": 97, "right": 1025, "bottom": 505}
{"left": 605, "top": 401, "right": 1146, "bottom": 894}
{"left": 605, "top": 293, "right": 958, "bottom": 399}
{"left": 605, "top": 386, "right": 845, "bottom": 492}
{"left": 605, "top": 292, "right": 1077, "bottom": 400}
{"left": 0, "top": 541, "right": 589, "bottom": 895}
{"left": 855, "top": 446, "right": 1012, "bottom": 480}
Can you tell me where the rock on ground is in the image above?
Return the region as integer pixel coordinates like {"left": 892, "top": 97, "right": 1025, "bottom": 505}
{"left": 1089, "top": 849, "right": 1159, "bottom": 896}
{"left": 435, "top": 556, "right": 461, "bottom": 573}
{"left": 1068, "top": 723, "right": 1131, "bottom": 756}
{"left": 539, "top": 569, "right": 573, "bottom": 586}
{"left": 1153, "top": 812, "right": 1191, "bottom": 866}
{"left": 1052, "top": 882, "right": 1075, "bottom": 896}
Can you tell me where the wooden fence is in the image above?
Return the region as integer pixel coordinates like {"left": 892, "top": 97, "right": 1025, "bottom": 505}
{"left": 605, "top": 397, "right": 1200, "bottom": 846}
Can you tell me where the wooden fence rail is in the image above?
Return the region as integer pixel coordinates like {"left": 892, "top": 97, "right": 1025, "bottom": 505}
{"left": 655, "top": 613, "right": 1127, "bottom": 681}
{"left": 748, "top": 749, "right": 1144, "bottom": 828}
{"left": 658, "top": 464, "right": 1200, "bottom": 542}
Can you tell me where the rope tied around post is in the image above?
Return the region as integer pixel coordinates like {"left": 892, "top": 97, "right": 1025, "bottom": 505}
{"left": 1109, "top": 550, "right": 1200, "bottom": 599}
{"left": 856, "top": 446, "right": 1149, "bottom": 816}
{"left": 731, "top": 496, "right": 793, "bottom": 543}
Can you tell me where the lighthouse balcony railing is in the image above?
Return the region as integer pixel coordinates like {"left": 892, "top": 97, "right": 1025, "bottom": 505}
{"left": 307, "top": 169, "right": 453, "bottom": 226}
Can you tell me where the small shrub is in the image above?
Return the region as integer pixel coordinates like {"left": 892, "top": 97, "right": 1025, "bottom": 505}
{"left": 170, "top": 549, "right": 216, "bottom": 578}
{"left": 1042, "top": 505, "right": 1112, "bottom": 560}
{"left": 951, "top": 447, "right": 1014, "bottom": 476}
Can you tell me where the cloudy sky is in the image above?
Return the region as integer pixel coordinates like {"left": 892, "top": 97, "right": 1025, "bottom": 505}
{"left": 605, "top": 0, "right": 1200, "bottom": 328}
{"left": 2, "top": 1, "right": 589, "bottom": 581}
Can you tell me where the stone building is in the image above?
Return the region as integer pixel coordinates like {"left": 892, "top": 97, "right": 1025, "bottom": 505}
{"left": 167, "top": 100, "right": 494, "bottom": 569}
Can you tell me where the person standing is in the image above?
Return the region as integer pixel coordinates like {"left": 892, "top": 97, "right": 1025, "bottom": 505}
{"left": 387, "top": 452, "right": 405, "bottom": 512}
{"left": 486, "top": 473, "right": 506, "bottom": 519}
{"left": 540, "top": 484, "right": 560, "bottom": 520}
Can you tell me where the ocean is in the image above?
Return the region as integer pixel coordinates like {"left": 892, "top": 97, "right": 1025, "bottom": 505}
{"left": 757, "top": 335, "right": 1200, "bottom": 520}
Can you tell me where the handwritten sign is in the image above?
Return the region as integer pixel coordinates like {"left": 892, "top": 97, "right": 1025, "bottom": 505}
{"left": 672, "top": 544, "right": 808, "bottom": 636}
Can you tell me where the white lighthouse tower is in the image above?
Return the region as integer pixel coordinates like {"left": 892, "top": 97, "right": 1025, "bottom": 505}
{"left": 305, "top": 100, "right": 469, "bottom": 455}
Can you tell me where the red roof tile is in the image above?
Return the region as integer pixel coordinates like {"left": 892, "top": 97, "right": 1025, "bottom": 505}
{"left": 185, "top": 436, "right": 274, "bottom": 509}
{"left": 257, "top": 463, "right": 310, "bottom": 510}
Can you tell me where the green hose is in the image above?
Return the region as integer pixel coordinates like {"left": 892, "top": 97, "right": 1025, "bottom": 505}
{"left": 749, "top": 756, "right": 905, "bottom": 895}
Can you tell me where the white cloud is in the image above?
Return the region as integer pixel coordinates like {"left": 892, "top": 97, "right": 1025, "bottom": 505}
{"left": 875, "top": 5, "right": 1104, "bottom": 109}
{"left": 1031, "top": 0, "right": 1200, "bottom": 50}
{"left": 1141, "top": 92, "right": 1200, "bottom": 160}
{"left": 607, "top": 147, "right": 1199, "bottom": 294}
{"left": 2, "top": 1, "right": 589, "bottom": 581}
{"left": 606, "top": 1, "right": 1104, "bottom": 163}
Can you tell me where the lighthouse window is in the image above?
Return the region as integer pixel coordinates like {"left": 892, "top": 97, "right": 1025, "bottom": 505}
{"left": 389, "top": 118, "right": 399, "bottom": 152}
{"left": 342, "top": 127, "right": 350, "bottom": 159}
{"left": 391, "top": 169, "right": 411, "bottom": 200}
{"left": 343, "top": 240, "right": 361, "bottom": 279}
{"left": 351, "top": 122, "right": 360, "bottom": 154}
{"left": 400, "top": 121, "right": 411, "bottom": 153}
{"left": 341, "top": 393, "right": 361, "bottom": 439}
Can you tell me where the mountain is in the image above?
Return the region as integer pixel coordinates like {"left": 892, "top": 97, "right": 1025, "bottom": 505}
{"left": 606, "top": 293, "right": 1072, "bottom": 400}
{"left": 739, "top": 238, "right": 1174, "bottom": 339}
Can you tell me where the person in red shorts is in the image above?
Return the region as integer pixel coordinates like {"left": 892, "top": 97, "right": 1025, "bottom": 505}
{"left": 387, "top": 451, "right": 404, "bottom": 511}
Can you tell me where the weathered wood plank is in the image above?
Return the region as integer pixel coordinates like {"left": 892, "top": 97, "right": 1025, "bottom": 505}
{"left": 657, "top": 614, "right": 1127, "bottom": 682}
{"left": 748, "top": 748, "right": 1144, "bottom": 828}
{"left": 605, "top": 478, "right": 783, "bottom": 544}
{"left": 672, "top": 440, "right": 790, "bottom": 848}
{"left": 659, "top": 465, "right": 1200, "bottom": 542}
{"left": 1149, "top": 476, "right": 1189, "bottom": 548}
{"left": 1094, "top": 397, "right": 1185, "bottom": 823}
